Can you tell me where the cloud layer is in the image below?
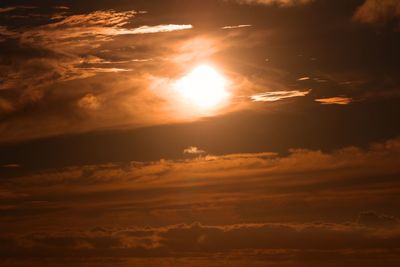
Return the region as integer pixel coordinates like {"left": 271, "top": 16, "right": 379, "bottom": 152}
{"left": 1, "top": 137, "right": 400, "bottom": 266}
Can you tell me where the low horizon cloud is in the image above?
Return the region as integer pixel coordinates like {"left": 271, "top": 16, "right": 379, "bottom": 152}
{"left": 1, "top": 137, "right": 400, "bottom": 266}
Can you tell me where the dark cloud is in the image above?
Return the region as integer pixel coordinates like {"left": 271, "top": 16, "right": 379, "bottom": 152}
{"left": 231, "top": 0, "right": 314, "bottom": 7}
{"left": 1, "top": 137, "right": 400, "bottom": 230}
{"left": 1, "top": 1, "right": 399, "bottom": 266}
{"left": 354, "top": 0, "right": 400, "bottom": 25}
{"left": 1, "top": 219, "right": 400, "bottom": 266}
{"left": 358, "top": 211, "right": 400, "bottom": 228}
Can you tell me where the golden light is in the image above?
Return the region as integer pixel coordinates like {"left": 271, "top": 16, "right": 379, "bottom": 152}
{"left": 175, "top": 65, "right": 229, "bottom": 110}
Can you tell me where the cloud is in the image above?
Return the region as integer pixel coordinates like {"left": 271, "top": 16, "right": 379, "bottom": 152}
{"left": 0, "top": 6, "right": 36, "bottom": 13}
{"left": 353, "top": 0, "right": 400, "bottom": 25}
{"left": 0, "top": 7, "right": 17, "bottom": 13}
{"left": 297, "top": 76, "right": 310, "bottom": 81}
{"left": 0, "top": 97, "right": 14, "bottom": 113}
{"left": 315, "top": 96, "right": 353, "bottom": 105}
{"left": 232, "top": 0, "right": 314, "bottom": 7}
{"left": 251, "top": 89, "right": 311, "bottom": 102}
{"left": 0, "top": 26, "right": 17, "bottom": 41}
{"left": 0, "top": 8, "right": 199, "bottom": 143}
{"left": 358, "top": 211, "right": 399, "bottom": 228}
{"left": 53, "top": 6, "right": 70, "bottom": 10}
{"left": 1, "top": 163, "right": 20, "bottom": 168}
{"left": 2, "top": 137, "right": 400, "bottom": 221}
{"left": 122, "top": 24, "right": 193, "bottom": 34}
{"left": 19, "top": 10, "right": 191, "bottom": 51}
{"left": 1, "top": 218, "right": 400, "bottom": 266}
{"left": 77, "top": 94, "right": 101, "bottom": 110}
{"left": 183, "top": 146, "right": 206, "bottom": 155}
{"left": 1, "top": 138, "right": 400, "bottom": 265}
{"left": 0, "top": 10, "right": 143, "bottom": 93}
{"left": 222, "top": 24, "right": 252, "bottom": 29}
{"left": 0, "top": 10, "right": 192, "bottom": 90}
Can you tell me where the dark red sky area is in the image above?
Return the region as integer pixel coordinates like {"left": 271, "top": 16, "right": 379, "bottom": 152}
{"left": 1, "top": 0, "right": 400, "bottom": 266}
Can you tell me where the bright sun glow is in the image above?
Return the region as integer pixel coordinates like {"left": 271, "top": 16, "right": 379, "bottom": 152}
{"left": 175, "top": 65, "right": 229, "bottom": 109}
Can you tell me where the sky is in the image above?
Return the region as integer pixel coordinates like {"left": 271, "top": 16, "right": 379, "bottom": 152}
{"left": 1, "top": 0, "right": 400, "bottom": 266}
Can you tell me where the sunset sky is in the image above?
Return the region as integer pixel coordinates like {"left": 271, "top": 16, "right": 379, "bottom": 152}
{"left": 1, "top": 1, "right": 400, "bottom": 266}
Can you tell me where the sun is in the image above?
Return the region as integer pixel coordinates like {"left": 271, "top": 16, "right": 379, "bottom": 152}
{"left": 175, "top": 65, "right": 229, "bottom": 110}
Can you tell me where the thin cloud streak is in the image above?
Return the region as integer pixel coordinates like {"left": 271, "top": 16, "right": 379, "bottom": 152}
{"left": 251, "top": 89, "right": 311, "bottom": 102}
{"left": 0, "top": 6, "right": 36, "bottom": 13}
{"left": 122, "top": 24, "right": 193, "bottom": 34}
{"left": 222, "top": 24, "right": 252, "bottom": 29}
{"left": 315, "top": 97, "right": 353, "bottom": 105}
{"left": 2, "top": 163, "right": 20, "bottom": 168}
{"left": 183, "top": 146, "right": 206, "bottom": 155}
{"left": 232, "top": 0, "right": 315, "bottom": 7}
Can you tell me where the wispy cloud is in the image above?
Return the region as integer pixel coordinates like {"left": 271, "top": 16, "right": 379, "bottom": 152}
{"left": 232, "top": 0, "right": 315, "bottom": 7}
{"left": 183, "top": 146, "right": 206, "bottom": 155}
{"left": 0, "top": 9, "right": 192, "bottom": 92}
{"left": 222, "top": 24, "right": 252, "bottom": 29}
{"left": 315, "top": 96, "right": 353, "bottom": 105}
{"left": 1, "top": 163, "right": 20, "bottom": 168}
{"left": 251, "top": 89, "right": 311, "bottom": 102}
{"left": 0, "top": 7, "right": 16, "bottom": 13}
{"left": 123, "top": 24, "right": 193, "bottom": 34}
{"left": 0, "top": 6, "right": 36, "bottom": 13}
{"left": 0, "top": 8, "right": 200, "bottom": 143}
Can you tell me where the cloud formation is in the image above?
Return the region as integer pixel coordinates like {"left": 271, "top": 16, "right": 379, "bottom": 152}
{"left": 123, "top": 24, "right": 193, "bottom": 34}
{"left": 0, "top": 6, "right": 36, "bottom": 13}
{"left": 183, "top": 146, "right": 206, "bottom": 155}
{"left": 251, "top": 89, "right": 311, "bottom": 102}
{"left": 0, "top": 7, "right": 199, "bottom": 143}
{"left": 353, "top": 0, "right": 400, "bottom": 24}
{"left": 1, "top": 137, "right": 400, "bottom": 266}
{"left": 0, "top": 9, "right": 192, "bottom": 93}
{"left": 315, "top": 96, "right": 353, "bottom": 105}
{"left": 2, "top": 219, "right": 400, "bottom": 266}
{"left": 222, "top": 24, "right": 252, "bottom": 29}
{"left": 232, "top": 0, "right": 314, "bottom": 7}
{"left": 1, "top": 163, "right": 20, "bottom": 168}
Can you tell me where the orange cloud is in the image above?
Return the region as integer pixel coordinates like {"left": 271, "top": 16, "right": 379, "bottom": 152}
{"left": 353, "top": 0, "right": 400, "bottom": 25}
{"left": 315, "top": 96, "right": 353, "bottom": 105}
{"left": 233, "top": 0, "right": 314, "bottom": 7}
{"left": 77, "top": 94, "right": 101, "bottom": 110}
{"left": 222, "top": 24, "right": 252, "bottom": 29}
{"left": 251, "top": 89, "right": 311, "bottom": 102}
{"left": 183, "top": 146, "right": 206, "bottom": 155}
{"left": 1, "top": 138, "right": 400, "bottom": 265}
